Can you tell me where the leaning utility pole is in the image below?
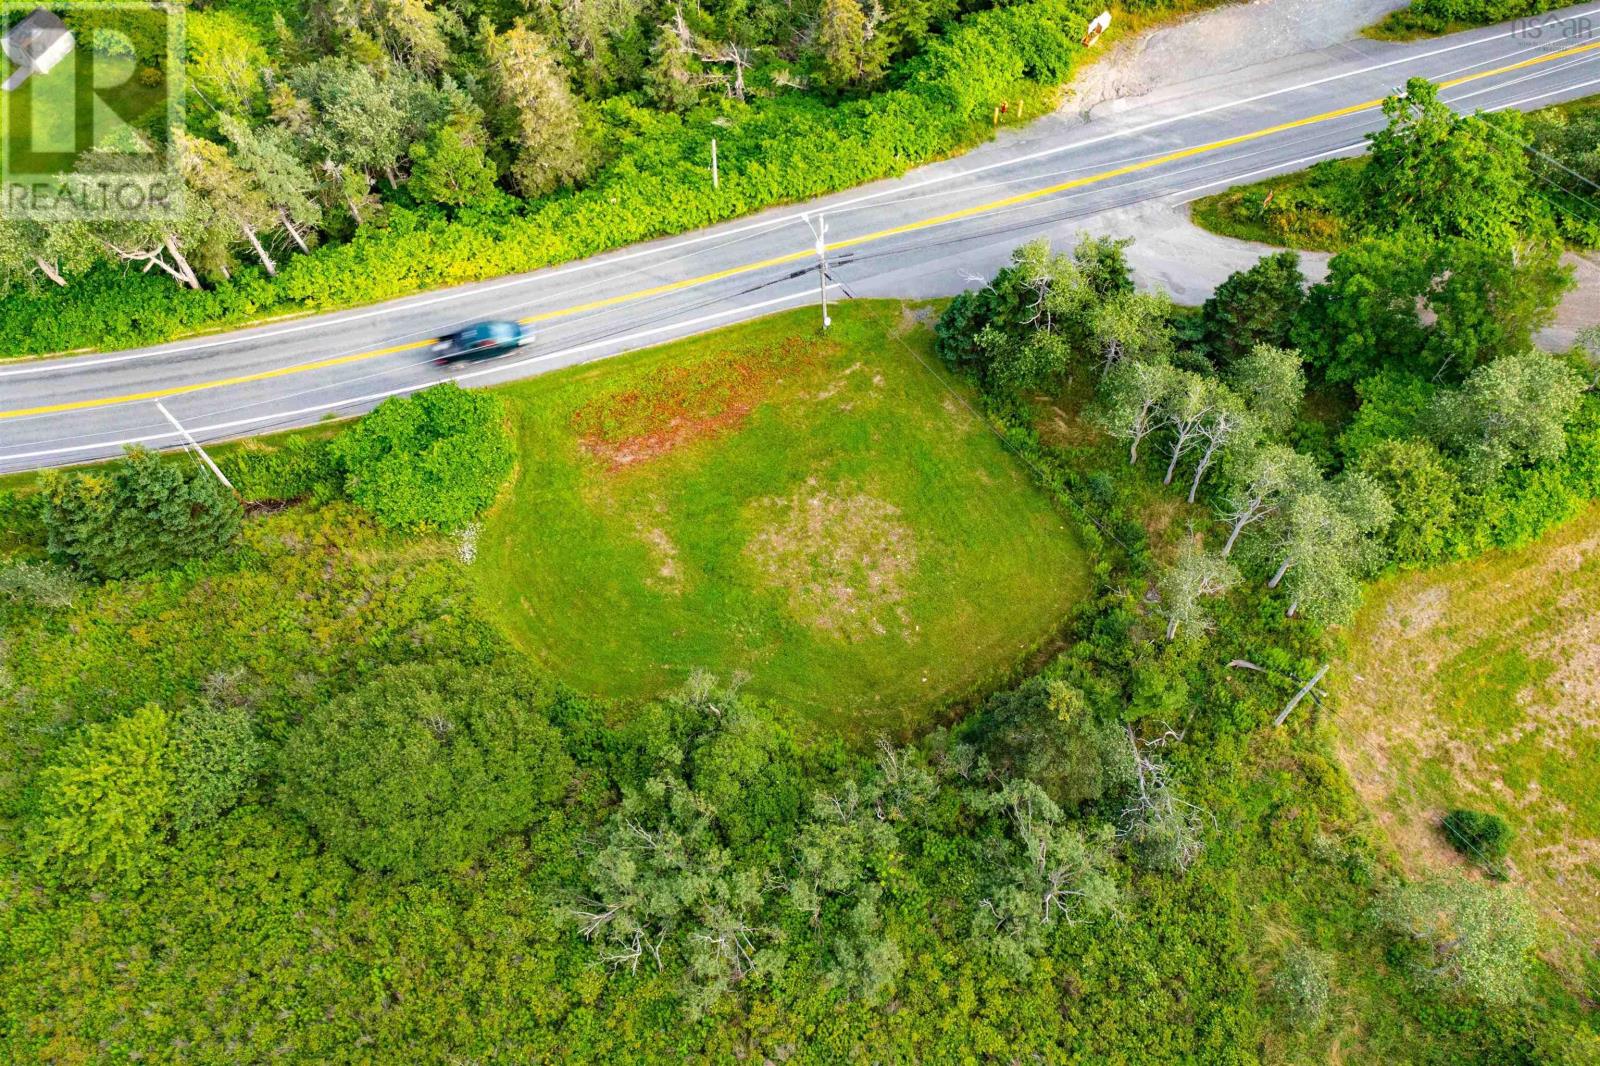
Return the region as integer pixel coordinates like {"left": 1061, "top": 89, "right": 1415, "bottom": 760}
{"left": 155, "top": 400, "right": 234, "bottom": 491}
{"left": 1274, "top": 663, "right": 1330, "bottom": 727}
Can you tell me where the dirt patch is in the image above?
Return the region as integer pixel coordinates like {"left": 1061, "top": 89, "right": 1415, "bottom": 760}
{"left": 573, "top": 338, "right": 825, "bottom": 468}
{"left": 639, "top": 525, "right": 682, "bottom": 592}
{"left": 895, "top": 304, "right": 937, "bottom": 336}
{"left": 745, "top": 481, "right": 918, "bottom": 641}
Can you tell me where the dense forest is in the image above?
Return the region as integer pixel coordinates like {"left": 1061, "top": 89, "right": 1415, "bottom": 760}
{"left": 4, "top": 72, "right": 1600, "bottom": 1060}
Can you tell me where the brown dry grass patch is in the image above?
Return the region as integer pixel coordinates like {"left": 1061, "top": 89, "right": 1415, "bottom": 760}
{"left": 572, "top": 338, "right": 825, "bottom": 468}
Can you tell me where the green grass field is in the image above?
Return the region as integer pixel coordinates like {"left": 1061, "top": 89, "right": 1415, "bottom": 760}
{"left": 472, "top": 300, "right": 1091, "bottom": 734}
{"left": 1333, "top": 505, "right": 1600, "bottom": 978}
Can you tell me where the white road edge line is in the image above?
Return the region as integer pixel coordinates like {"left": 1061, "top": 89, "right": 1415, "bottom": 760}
{"left": 0, "top": 285, "right": 839, "bottom": 464}
{"left": 4, "top": 8, "right": 1593, "bottom": 378}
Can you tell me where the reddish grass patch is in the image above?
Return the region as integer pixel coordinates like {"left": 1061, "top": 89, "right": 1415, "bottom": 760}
{"left": 572, "top": 338, "right": 825, "bottom": 468}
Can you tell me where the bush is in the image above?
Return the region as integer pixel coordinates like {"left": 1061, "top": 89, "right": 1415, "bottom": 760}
{"left": 0, "top": 559, "right": 80, "bottom": 609}
{"left": 278, "top": 661, "right": 573, "bottom": 879}
{"left": 330, "top": 384, "right": 514, "bottom": 532}
{"left": 34, "top": 703, "right": 171, "bottom": 884}
{"left": 1273, "top": 945, "right": 1331, "bottom": 1029}
{"left": 41, "top": 448, "right": 242, "bottom": 579}
{"left": 169, "top": 702, "right": 262, "bottom": 833}
{"left": 0, "top": 488, "right": 45, "bottom": 548}
{"left": 217, "top": 435, "right": 344, "bottom": 504}
{"left": 1441, "top": 808, "right": 1512, "bottom": 873}
{"left": 1376, "top": 877, "right": 1535, "bottom": 1006}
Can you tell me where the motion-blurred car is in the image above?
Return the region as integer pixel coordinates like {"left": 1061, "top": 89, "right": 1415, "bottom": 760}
{"left": 432, "top": 320, "right": 531, "bottom": 366}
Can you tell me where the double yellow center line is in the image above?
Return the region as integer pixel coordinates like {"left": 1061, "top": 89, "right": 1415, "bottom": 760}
{"left": 6, "top": 36, "right": 1599, "bottom": 421}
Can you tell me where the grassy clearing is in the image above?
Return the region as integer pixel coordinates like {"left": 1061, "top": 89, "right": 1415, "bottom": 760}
{"left": 1331, "top": 504, "right": 1600, "bottom": 979}
{"left": 472, "top": 300, "right": 1091, "bottom": 735}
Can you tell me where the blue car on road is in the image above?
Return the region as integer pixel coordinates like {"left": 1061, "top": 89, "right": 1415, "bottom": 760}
{"left": 432, "top": 320, "right": 531, "bottom": 366}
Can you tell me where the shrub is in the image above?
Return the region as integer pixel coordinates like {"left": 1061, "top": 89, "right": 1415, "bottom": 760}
{"left": 169, "top": 702, "right": 262, "bottom": 833}
{"left": 1376, "top": 876, "right": 1536, "bottom": 1006}
{"left": 329, "top": 384, "right": 514, "bottom": 532}
{"left": 1273, "top": 945, "right": 1331, "bottom": 1029}
{"left": 41, "top": 448, "right": 242, "bottom": 579}
{"left": 0, "top": 488, "right": 46, "bottom": 548}
{"left": 0, "top": 559, "right": 80, "bottom": 609}
{"left": 1441, "top": 808, "right": 1512, "bottom": 873}
{"left": 34, "top": 703, "right": 171, "bottom": 884}
{"left": 217, "top": 435, "right": 344, "bottom": 504}
{"left": 278, "top": 661, "right": 573, "bottom": 879}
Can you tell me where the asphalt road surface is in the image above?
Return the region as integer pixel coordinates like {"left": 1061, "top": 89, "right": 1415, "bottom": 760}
{"left": 4, "top": 4, "right": 1600, "bottom": 473}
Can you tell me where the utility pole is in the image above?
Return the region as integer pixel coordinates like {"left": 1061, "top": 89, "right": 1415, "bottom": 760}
{"left": 711, "top": 138, "right": 719, "bottom": 190}
{"left": 155, "top": 400, "right": 234, "bottom": 491}
{"left": 807, "top": 214, "right": 831, "bottom": 331}
{"left": 1274, "top": 663, "right": 1330, "bottom": 727}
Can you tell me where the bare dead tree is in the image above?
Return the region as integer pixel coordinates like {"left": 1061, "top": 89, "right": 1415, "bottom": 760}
{"left": 1119, "top": 726, "right": 1208, "bottom": 873}
{"left": 103, "top": 233, "right": 202, "bottom": 290}
{"left": 671, "top": 8, "right": 752, "bottom": 102}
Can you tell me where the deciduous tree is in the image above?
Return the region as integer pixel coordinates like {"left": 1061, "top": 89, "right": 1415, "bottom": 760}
{"left": 1156, "top": 540, "right": 1239, "bottom": 640}
{"left": 1226, "top": 343, "right": 1304, "bottom": 436}
{"left": 1426, "top": 348, "right": 1585, "bottom": 486}
{"left": 1097, "top": 358, "right": 1177, "bottom": 465}
{"left": 1216, "top": 443, "right": 1319, "bottom": 557}
{"left": 1359, "top": 78, "right": 1550, "bottom": 247}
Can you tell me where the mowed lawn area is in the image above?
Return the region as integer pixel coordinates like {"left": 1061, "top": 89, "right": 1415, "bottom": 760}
{"left": 1332, "top": 506, "right": 1600, "bottom": 972}
{"left": 472, "top": 300, "right": 1091, "bottom": 733}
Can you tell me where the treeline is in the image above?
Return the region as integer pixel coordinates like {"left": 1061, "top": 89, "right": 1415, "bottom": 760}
{"left": 0, "top": 0, "right": 1227, "bottom": 356}
{"left": 944, "top": 231, "right": 1596, "bottom": 614}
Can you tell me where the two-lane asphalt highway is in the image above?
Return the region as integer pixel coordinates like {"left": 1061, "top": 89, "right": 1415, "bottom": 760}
{"left": 4, "top": 6, "right": 1600, "bottom": 472}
